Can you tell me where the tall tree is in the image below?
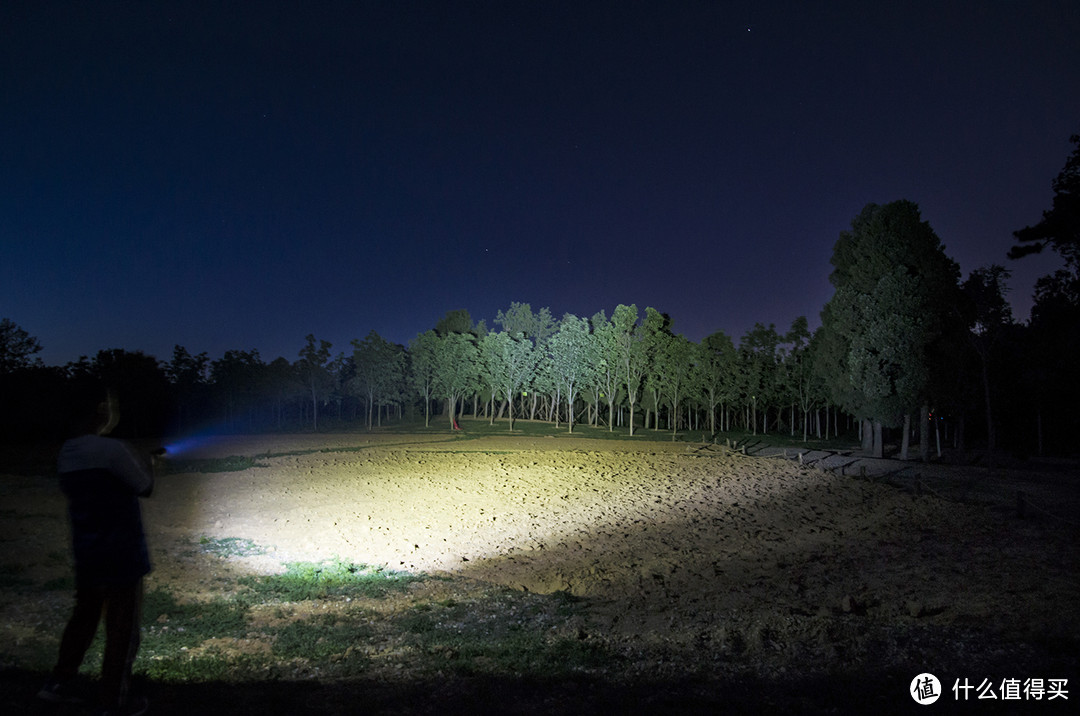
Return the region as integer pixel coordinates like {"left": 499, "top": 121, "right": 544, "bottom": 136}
{"left": 1009, "top": 132, "right": 1080, "bottom": 454}
{"left": 297, "top": 334, "right": 332, "bottom": 431}
{"left": 480, "top": 330, "right": 537, "bottom": 431}
{"left": 211, "top": 349, "right": 265, "bottom": 432}
{"left": 818, "top": 200, "right": 961, "bottom": 457}
{"left": 699, "top": 331, "right": 738, "bottom": 435}
{"left": 164, "top": 345, "right": 209, "bottom": 432}
{"left": 408, "top": 331, "right": 439, "bottom": 427}
{"left": 0, "top": 318, "right": 43, "bottom": 374}
{"left": 737, "top": 323, "right": 781, "bottom": 435}
{"left": 638, "top": 308, "right": 671, "bottom": 431}
{"left": 0, "top": 319, "right": 47, "bottom": 437}
{"left": 495, "top": 302, "right": 556, "bottom": 421}
{"left": 591, "top": 310, "right": 623, "bottom": 431}
{"left": 351, "top": 330, "right": 404, "bottom": 429}
{"left": 961, "top": 266, "right": 1014, "bottom": 463}
{"left": 610, "top": 304, "right": 645, "bottom": 435}
{"left": 265, "top": 356, "right": 301, "bottom": 430}
{"left": 432, "top": 332, "right": 480, "bottom": 430}
{"left": 653, "top": 331, "right": 697, "bottom": 438}
{"left": 548, "top": 314, "right": 597, "bottom": 433}
{"left": 779, "top": 317, "right": 819, "bottom": 442}
{"left": 1009, "top": 132, "right": 1080, "bottom": 270}
{"left": 435, "top": 309, "right": 475, "bottom": 337}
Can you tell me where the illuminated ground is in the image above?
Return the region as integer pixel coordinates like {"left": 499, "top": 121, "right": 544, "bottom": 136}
{"left": 2, "top": 428, "right": 1078, "bottom": 713}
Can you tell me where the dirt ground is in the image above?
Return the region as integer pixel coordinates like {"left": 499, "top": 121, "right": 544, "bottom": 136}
{"left": 3, "top": 430, "right": 1079, "bottom": 713}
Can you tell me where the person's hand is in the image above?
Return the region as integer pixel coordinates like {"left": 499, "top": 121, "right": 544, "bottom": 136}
{"left": 150, "top": 447, "right": 168, "bottom": 474}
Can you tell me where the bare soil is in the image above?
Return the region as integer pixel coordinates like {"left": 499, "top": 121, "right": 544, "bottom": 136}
{"left": 3, "top": 430, "right": 1078, "bottom": 714}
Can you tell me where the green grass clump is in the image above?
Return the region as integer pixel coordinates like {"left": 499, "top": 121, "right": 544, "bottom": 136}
{"left": 197, "top": 536, "right": 268, "bottom": 558}
{"left": 238, "top": 558, "right": 422, "bottom": 602}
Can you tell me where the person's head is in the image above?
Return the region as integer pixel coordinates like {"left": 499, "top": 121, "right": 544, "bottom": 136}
{"left": 68, "top": 386, "right": 120, "bottom": 437}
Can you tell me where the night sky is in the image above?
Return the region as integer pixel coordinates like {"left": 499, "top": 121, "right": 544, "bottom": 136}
{"left": 3, "top": 1, "right": 1078, "bottom": 367}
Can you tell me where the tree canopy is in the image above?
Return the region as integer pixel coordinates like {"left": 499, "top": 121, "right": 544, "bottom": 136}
{"left": 818, "top": 200, "right": 961, "bottom": 455}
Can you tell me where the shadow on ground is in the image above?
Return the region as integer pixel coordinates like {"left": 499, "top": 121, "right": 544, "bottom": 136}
{"left": 5, "top": 665, "right": 1067, "bottom": 715}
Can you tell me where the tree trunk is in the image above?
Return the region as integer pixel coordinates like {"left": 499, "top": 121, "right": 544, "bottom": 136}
{"left": 981, "top": 360, "right": 995, "bottom": 469}
{"left": 900, "top": 413, "right": 911, "bottom": 460}
{"left": 919, "top": 404, "right": 930, "bottom": 462}
{"left": 873, "top": 420, "right": 883, "bottom": 458}
{"left": 861, "top": 418, "right": 873, "bottom": 454}
{"left": 1036, "top": 408, "right": 1043, "bottom": 457}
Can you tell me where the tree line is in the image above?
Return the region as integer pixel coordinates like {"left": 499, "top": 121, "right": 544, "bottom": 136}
{"left": 3, "top": 135, "right": 1078, "bottom": 457}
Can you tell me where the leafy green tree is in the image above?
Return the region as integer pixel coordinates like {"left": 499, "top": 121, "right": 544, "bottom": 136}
{"left": 548, "top": 314, "right": 597, "bottom": 433}
{"left": 351, "top": 330, "right": 404, "bottom": 429}
{"left": 435, "top": 309, "right": 475, "bottom": 337}
{"left": 737, "top": 323, "right": 781, "bottom": 435}
{"left": 590, "top": 310, "right": 623, "bottom": 431}
{"left": 1009, "top": 133, "right": 1080, "bottom": 269}
{"left": 0, "top": 318, "right": 43, "bottom": 374}
{"left": 611, "top": 304, "right": 645, "bottom": 435}
{"left": 494, "top": 302, "right": 556, "bottom": 344}
{"left": 432, "top": 332, "right": 480, "bottom": 430}
{"left": 653, "top": 331, "right": 697, "bottom": 438}
{"left": 819, "top": 200, "right": 961, "bottom": 457}
{"left": 699, "top": 331, "right": 738, "bottom": 435}
{"left": 409, "top": 330, "right": 439, "bottom": 427}
{"left": 480, "top": 330, "right": 537, "bottom": 431}
{"left": 776, "top": 317, "right": 818, "bottom": 441}
{"left": 297, "top": 334, "right": 333, "bottom": 431}
{"left": 495, "top": 303, "right": 556, "bottom": 420}
{"left": 638, "top": 308, "right": 671, "bottom": 431}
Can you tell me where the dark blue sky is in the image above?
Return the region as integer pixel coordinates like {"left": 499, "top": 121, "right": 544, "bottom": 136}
{"left": 3, "top": 1, "right": 1078, "bottom": 366}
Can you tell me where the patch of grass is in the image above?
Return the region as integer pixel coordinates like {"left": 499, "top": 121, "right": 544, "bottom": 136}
{"left": 165, "top": 455, "right": 268, "bottom": 474}
{"left": 238, "top": 558, "right": 423, "bottom": 602}
{"left": 197, "top": 536, "right": 268, "bottom": 559}
{"left": 2, "top": 570, "right": 610, "bottom": 684}
{"left": 393, "top": 590, "right": 610, "bottom": 677}
{"left": 140, "top": 652, "right": 240, "bottom": 682}
{"left": 269, "top": 618, "right": 373, "bottom": 662}
{"left": 142, "top": 588, "right": 251, "bottom": 650}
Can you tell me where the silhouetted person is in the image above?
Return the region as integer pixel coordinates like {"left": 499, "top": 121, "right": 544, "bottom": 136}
{"left": 38, "top": 389, "right": 154, "bottom": 716}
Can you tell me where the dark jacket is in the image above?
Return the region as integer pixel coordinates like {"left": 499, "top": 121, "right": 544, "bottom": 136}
{"left": 58, "top": 435, "right": 153, "bottom": 587}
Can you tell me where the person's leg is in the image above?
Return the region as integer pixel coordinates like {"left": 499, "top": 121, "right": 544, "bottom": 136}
{"left": 100, "top": 578, "right": 143, "bottom": 708}
{"left": 53, "top": 583, "right": 106, "bottom": 682}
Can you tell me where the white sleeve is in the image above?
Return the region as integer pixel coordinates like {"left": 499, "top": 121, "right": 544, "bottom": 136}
{"left": 107, "top": 440, "right": 154, "bottom": 497}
